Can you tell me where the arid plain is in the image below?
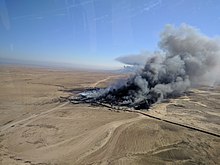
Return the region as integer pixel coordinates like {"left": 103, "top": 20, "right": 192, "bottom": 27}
{"left": 0, "top": 66, "right": 220, "bottom": 165}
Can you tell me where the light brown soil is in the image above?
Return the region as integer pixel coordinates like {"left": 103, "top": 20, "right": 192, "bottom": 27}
{"left": 0, "top": 66, "right": 220, "bottom": 165}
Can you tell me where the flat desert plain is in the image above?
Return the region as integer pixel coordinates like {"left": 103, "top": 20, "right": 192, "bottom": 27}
{"left": 0, "top": 66, "right": 220, "bottom": 165}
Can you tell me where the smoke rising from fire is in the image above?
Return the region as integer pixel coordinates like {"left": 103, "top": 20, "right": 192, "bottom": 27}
{"left": 75, "top": 24, "right": 220, "bottom": 109}
{"left": 115, "top": 52, "right": 150, "bottom": 66}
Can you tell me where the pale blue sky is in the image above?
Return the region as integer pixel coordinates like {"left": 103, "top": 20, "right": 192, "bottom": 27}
{"left": 0, "top": 0, "right": 220, "bottom": 69}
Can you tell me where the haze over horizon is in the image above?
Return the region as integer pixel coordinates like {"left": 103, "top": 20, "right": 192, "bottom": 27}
{"left": 1, "top": 0, "right": 220, "bottom": 69}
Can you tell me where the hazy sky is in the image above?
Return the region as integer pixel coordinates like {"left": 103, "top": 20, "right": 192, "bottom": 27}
{"left": 0, "top": 0, "right": 220, "bottom": 69}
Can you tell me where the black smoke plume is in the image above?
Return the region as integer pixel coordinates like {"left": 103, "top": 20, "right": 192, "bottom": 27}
{"left": 73, "top": 24, "right": 220, "bottom": 110}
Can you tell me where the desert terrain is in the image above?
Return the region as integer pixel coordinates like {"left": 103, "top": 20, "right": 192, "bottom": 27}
{"left": 0, "top": 66, "right": 220, "bottom": 165}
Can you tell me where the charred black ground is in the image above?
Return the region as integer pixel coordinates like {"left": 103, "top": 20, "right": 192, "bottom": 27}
{"left": 70, "top": 74, "right": 184, "bottom": 110}
{"left": 70, "top": 24, "right": 220, "bottom": 110}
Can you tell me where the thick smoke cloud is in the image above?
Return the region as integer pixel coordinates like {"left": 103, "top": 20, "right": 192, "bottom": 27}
{"left": 75, "top": 24, "right": 220, "bottom": 110}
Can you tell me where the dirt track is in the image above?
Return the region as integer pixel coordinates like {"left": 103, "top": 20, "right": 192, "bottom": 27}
{"left": 0, "top": 66, "right": 220, "bottom": 165}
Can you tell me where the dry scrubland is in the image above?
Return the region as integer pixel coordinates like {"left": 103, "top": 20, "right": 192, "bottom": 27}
{"left": 0, "top": 66, "right": 220, "bottom": 165}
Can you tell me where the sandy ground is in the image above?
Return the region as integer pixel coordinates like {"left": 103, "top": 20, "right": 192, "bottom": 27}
{"left": 0, "top": 66, "right": 220, "bottom": 165}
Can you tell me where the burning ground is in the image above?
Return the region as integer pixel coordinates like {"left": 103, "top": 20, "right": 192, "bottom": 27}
{"left": 72, "top": 24, "right": 220, "bottom": 109}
